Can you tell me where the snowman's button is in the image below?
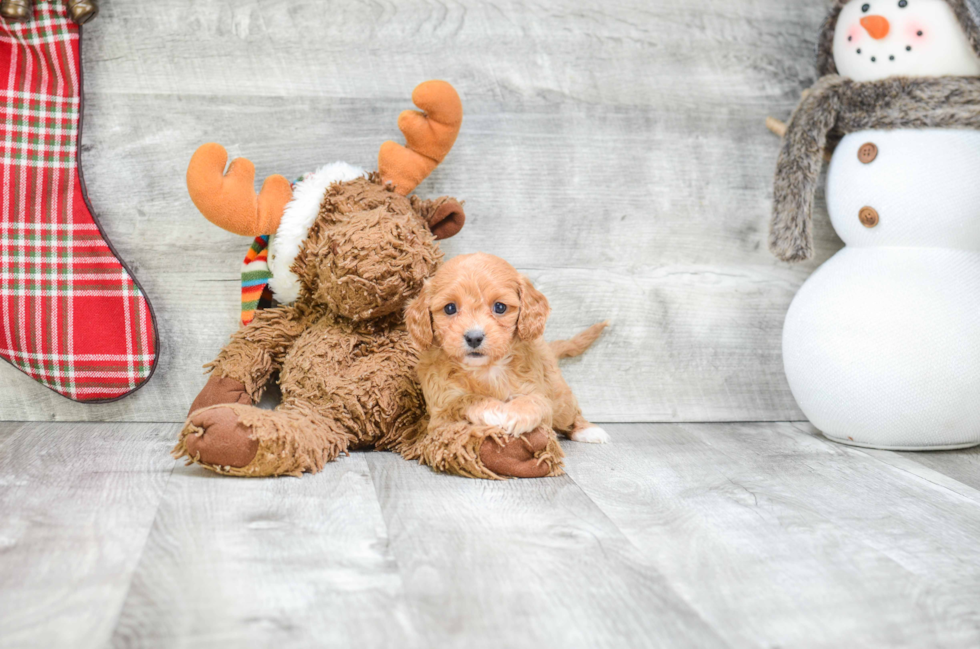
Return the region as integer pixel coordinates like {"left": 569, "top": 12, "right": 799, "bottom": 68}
{"left": 858, "top": 142, "right": 878, "bottom": 164}
{"left": 859, "top": 206, "right": 879, "bottom": 228}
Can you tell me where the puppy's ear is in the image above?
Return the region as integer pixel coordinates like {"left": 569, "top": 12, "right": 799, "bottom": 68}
{"left": 517, "top": 275, "right": 550, "bottom": 341}
{"left": 406, "top": 281, "right": 435, "bottom": 349}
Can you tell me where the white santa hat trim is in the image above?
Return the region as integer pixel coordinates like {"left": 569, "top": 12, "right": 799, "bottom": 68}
{"left": 267, "top": 161, "right": 366, "bottom": 303}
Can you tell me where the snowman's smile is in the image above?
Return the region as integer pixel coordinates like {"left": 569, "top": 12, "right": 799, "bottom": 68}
{"left": 850, "top": 44, "right": 913, "bottom": 64}
{"left": 847, "top": 12, "right": 919, "bottom": 65}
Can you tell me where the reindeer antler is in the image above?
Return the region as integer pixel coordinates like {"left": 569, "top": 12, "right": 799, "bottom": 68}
{"left": 379, "top": 80, "right": 462, "bottom": 196}
{"left": 186, "top": 143, "right": 292, "bottom": 237}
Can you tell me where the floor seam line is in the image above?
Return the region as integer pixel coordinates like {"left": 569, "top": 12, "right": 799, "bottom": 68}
{"left": 562, "top": 459, "right": 738, "bottom": 649}
{"left": 101, "top": 425, "right": 181, "bottom": 645}
{"left": 363, "top": 454, "right": 426, "bottom": 648}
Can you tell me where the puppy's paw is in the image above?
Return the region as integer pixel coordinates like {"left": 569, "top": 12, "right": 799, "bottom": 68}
{"left": 468, "top": 400, "right": 543, "bottom": 437}
{"left": 480, "top": 406, "right": 515, "bottom": 433}
{"left": 480, "top": 407, "right": 534, "bottom": 436}
{"left": 570, "top": 426, "right": 610, "bottom": 444}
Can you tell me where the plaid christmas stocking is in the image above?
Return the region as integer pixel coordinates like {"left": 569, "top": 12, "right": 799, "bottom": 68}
{"left": 0, "top": 2, "right": 158, "bottom": 402}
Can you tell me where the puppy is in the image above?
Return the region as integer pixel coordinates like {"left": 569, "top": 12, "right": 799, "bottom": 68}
{"left": 406, "top": 252, "right": 609, "bottom": 464}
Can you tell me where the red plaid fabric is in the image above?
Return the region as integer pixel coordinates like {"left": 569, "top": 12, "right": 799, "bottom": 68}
{"left": 0, "top": 2, "right": 158, "bottom": 402}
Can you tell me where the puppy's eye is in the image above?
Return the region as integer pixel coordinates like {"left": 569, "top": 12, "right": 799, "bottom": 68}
{"left": 898, "top": 0, "right": 907, "bottom": 6}
{"left": 862, "top": 3, "right": 870, "bottom": 11}
{"left": 493, "top": 302, "right": 508, "bottom": 315}
{"left": 443, "top": 303, "right": 457, "bottom": 316}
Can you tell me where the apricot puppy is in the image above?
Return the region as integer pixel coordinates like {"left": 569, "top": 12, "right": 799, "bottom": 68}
{"left": 406, "top": 253, "right": 608, "bottom": 478}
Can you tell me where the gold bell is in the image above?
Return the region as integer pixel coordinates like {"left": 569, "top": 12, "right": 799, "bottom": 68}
{"left": 0, "top": 0, "right": 34, "bottom": 22}
{"left": 65, "top": 0, "right": 98, "bottom": 24}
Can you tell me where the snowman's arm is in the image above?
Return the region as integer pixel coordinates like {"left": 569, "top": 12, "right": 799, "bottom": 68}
{"left": 766, "top": 116, "right": 833, "bottom": 162}
{"left": 766, "top": 88, "right": 837, "bottom": 158}
{"left": 766, "top": 117, "right": 788, "bottom": 138}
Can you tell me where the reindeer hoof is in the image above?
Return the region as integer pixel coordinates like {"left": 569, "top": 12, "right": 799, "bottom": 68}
{"left": 188, "top": 374, "right": 252, "bottom": 418}
{"left": 479, "top": 428, "right": 559, "bottom": 479}
{"left": 184, "top": 407, "right": 259, "bottom": 469}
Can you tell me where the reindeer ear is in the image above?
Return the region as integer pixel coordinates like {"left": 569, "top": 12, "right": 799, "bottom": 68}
{"left": 406, "top": 282, "right": 435, "bottom": 349}
{"left": 517, "top": 275, "right": 550, "bottom": 341}
{"left": 421, "top": 197, "right": 465, "bottom": 240}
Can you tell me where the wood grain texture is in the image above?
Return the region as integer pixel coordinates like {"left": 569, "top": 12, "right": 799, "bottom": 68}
{"left": 0, "top": 421, "right": 23, "bottom": 448}
{"left": 0, "top": 0, "right": 833, "bottom": 421}
{"left": 110, "top": 454, "right": 416, "bottom": 649}
{"left": 0, "top": 423, "right": 176, "bottom": 649}
{"left": 886, "top": 446, "right": 980, "bottom": 494}
{"left": 4, "top": 422, "right": 980, "bottom": 647}
{"left": 363, "top": 450, "right": 726, "bottom": 649}
{"left": 565, "top": 422, "right": 980, "bottom": 648}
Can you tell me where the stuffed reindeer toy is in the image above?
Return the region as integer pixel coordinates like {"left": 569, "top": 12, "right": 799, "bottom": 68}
{"left": 1, "top": 0, "right": 97, "bottom": 23}
{"left": 174, "top": 81, "right": 565, "bottom": 479}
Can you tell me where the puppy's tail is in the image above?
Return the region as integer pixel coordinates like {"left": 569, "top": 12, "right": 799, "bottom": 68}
{"left": 550, "top": 321, "right": 609, "bottom": 360}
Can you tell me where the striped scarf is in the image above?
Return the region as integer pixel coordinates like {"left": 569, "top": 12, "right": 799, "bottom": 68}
{"left": 240, "top": 235, "right": 274, "bottom": 326}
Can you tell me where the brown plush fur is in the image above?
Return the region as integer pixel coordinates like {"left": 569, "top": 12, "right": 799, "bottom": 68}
{"left": 174, "top": 176, "right": 572, "bottom": 479}
{"left": 770, "top": 75, "right": 980, "bottom": 262}
{"left": 405, "top": 253, "right": 608, "bottom": 479}
{"left": 173, "top": 174, "right": 466, "bottom": 477}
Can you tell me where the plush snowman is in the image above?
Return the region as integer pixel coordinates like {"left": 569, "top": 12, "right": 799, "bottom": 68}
{"left": 770, "top": 0, "right": 980, "bottom": 449}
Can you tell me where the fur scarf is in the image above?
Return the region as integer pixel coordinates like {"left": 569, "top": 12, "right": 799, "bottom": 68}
{"left": 770, "top": 74, "right": 980, "bottom": 262}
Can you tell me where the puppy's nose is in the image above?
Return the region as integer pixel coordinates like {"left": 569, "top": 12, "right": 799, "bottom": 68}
{"left": 464, "top": 329, "right": 485, "bottom": 349}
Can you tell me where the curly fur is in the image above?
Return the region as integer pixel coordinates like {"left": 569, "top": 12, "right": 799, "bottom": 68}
{"left": 173, "top": 175, "right": 471, "bottom": 477}
{"left": 267, "top": 162, "right": 367, "bottom": 303}
{"left": 770, "top": 75, "right": 980, "bottom": 262}
{"left": 404, "top": 253, "right": 609, "bottom": 479}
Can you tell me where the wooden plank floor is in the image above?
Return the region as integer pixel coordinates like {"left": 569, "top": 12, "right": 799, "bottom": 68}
{"left": 2, "top": 422, "right": 980, "bottom": 648}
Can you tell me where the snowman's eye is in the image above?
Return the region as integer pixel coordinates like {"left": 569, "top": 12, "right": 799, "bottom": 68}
{"left": 862, "top": 3, "right": 871, "bottom": 11}
{"left": 898, "top": 0, "right": 907, "bottom": 7}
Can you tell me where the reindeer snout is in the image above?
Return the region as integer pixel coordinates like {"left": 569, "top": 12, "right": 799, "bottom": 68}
{"left": 860, "top": 15, "right": 890, "bottom": 39}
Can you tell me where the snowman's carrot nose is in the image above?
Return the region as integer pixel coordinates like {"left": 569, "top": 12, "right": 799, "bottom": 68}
{"left": 860, "top": 15, "right": 891, "bottom": 39}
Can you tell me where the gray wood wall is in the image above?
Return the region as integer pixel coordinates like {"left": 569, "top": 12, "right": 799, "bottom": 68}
{"left": 0, "top": 0, "right": 842, "bottom": 422}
